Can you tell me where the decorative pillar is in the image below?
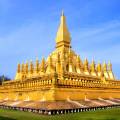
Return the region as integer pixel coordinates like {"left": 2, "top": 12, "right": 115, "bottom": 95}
{"left": 90, "top": 59, "right": 97, "bottom": 76}
{"left": 76, "top": 55, "right": 83, "bottom": 73}
{"left": 107, "top": 61, "right": 114, "bottom": 79}
{"left": 40, "top": 57, "right": 46, "bottom": 74}
{"left": 83, "top": 58, "right": 89, "bottom": 75}
{"left": 103, "top": 61, "right": 109, "bottom": 79}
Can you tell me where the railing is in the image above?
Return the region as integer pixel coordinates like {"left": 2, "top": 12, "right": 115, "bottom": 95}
{"left": 0, "top": 72, "right": 120, "bottom": 92}
{"left": 0, "top": 79, "right": 53, "bottom": 92}
{"left": 57, "top": 74, "right": 120, "bottom": 89}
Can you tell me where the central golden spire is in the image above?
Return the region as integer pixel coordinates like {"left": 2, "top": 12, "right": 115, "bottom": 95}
{"left": 56, "top": 11, "right": 71, "bottom": 49}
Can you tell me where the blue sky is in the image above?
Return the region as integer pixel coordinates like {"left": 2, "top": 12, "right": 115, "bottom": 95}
{"left": 0, "top": 0, "right": 120, "bottom": 79}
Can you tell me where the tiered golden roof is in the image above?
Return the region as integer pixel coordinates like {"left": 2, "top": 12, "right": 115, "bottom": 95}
{"left": 15, "top": 11, "right": 115, "bottom": 81}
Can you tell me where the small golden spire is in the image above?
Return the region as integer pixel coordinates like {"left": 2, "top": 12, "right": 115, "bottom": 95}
{"left": 25, "top": 61, "right": 28, "bottom": 73}
{"left": 84, "top": 58, "right": 88, "bottom": 65}
{"left": 21, "top": 63, "right": 25, "bottom": 73}
{"left": 36, "top": 57, "right": 39, "bottom": 72}
{"left": 103, "top": 61, "right": 107, "bottom": 71}
{"left": 30, "top": 60, "right": 34, "bottom": 74}
{"left": 40, "top": 57, "right": 45, "bottom": 73}
{"left": 84, "top": 58, "right": 89, "bottom": 71}
{"left": 17, "top": 63, "right": 21, "bottom": 73}
{"left": 76, "top": 55, "right": 83, "bottom": 72}
{"left": 97, "top": 61, "right": 101, "bottom": 72}
{"left": 48, "top": 55, "right": 53, "bottom": 68}
{"left": 91, "top": 59, "right": 95, "bottom": 72}
{"left": 108, "top": 61, "right": 112, "bottom": 71}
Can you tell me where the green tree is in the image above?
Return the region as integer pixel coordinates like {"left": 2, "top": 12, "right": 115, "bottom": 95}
{"left": 0, "top": 75, "right": 11, "bottom": 85}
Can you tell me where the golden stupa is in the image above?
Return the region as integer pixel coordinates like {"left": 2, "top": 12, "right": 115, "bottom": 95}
{"left": 0, "top": 11, "right": 120, "bottom": 102}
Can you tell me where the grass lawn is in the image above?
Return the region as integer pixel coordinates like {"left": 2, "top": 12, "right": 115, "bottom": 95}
{"left": 0, "top": 108, "right": 120, "bottom": 120}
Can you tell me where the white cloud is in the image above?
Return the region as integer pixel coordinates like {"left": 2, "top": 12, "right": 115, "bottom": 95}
{"left": 72, "top": 20, "right": 120, "bottom": 45}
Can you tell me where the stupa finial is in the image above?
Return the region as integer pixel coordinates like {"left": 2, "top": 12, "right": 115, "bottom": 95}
{"left": 56, "top": 11, "right": 71, "bottom": 49}
{"left": 61, "top": 10, "right": 64, "bottom": 16}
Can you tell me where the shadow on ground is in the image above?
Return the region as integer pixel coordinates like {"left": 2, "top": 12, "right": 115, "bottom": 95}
{"left": 0, "top": 116, "right": 16, "bottom": 120}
